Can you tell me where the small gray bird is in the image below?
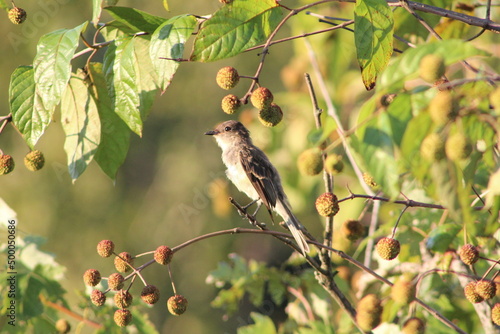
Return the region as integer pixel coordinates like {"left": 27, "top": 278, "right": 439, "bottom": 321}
{"left": 205, "top": 120, "right": 310, "bottom": 255}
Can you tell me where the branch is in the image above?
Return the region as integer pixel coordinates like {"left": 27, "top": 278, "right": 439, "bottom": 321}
{"left": 388, "top": 0, "right": 500, "bottom": 33}
{"left": 0, "top": 114, "right": 12, "bottom": 134}
{"left": 41, "top": 294, "right": 103, "bottom": 329}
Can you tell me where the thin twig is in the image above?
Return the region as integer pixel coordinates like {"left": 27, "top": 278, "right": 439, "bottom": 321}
{"left": 41, "top": 294, "right": 103, "bottom": 329}
{"left": 304, "top": 73, "right": 335, "bottom": 273}
{"left": 388, "top": 0, "right": 500, "bottom": 32}
{"left": 0, "top": 114, "right": 12, "bottom": 134}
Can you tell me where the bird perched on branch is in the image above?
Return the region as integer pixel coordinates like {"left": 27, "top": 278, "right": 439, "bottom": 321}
{"left": 205, "top": 120, "right": 310, "bottom": 255}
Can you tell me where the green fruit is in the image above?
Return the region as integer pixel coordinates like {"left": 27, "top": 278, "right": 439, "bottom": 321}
{"left": 258, "top": 103, "right": 283, "bottom": 127}
{"left": 402, "top": 317, "right": 425, "bottom": 334}
{"left": 341, "top": 219, "right": 364, "bottom": 241}
{"left": 475, "top": 280, "right": 496, "bottom": 300}
{"left": 141, "top": 285, "right": 160, "bottom": 305}
{"left": 90, "top": 289, "right": 106, "bottom": 306}
{"left": 114, "top": 252, "right": 134, "bottom": 273}
{"left": 315, "top": 192, "right": 339, "bottom": 217}
{"left": 221, "top": 94, "right": 241, "bottom": 114}
{"left": 250, "top": 87, "right": 273, "bottom": 109}
{"left": 391, "top": 276, "right": 416, "bottom": 305}
{"left": 421, "top": 133, "right": 445, "bottom": 162}
{"left": 83, "top": 269, "right": 101, "bottom": 287}
{"left": 464, "top": 281, "right": 484, "bottom": 304}
{"left": 356, "top": 294, "right": 382, "bottom": 332}
{"left": 297, "top": 148, "right": 323, "bottom": 176}
{"left": 107, "top": 273, "right": 124, "bottom": 291}
{"left": 376, "top": 237, "right": 400, "bottom": 260}
{"left": 445, "top": 133, "right": 472, "bottom": 161}
{"left": 0, "top": 154, "right": 15, "bottom": 175}
{"left": 419, "top": 54, "right": 445, "bottom": 83}
{"left": 154, "top": 245, "right": 174, "bottom": 265}
{"left": 492, "top": 303, "right": 500, "bottom": 326}
{"left": 428, "top": 91, "right": 458, "bottom": 126}
{"left": 167, "top": 294, "right": 188, "bottom": 315}
{"left": 458, "top": 244, "right": 479, "bottom": 265}
{"left": 55, "top": 319, "right": 71, "bottom": 334}
{"left": 8, "top": 7, "right": 27, "bottom": 24}
{"left": 113, "top": 309, "right": 132, "bottom": 327}
{"left": 362, "top": 172, "right": 378, "bottom": 189}
{"left": 97, "top": 239, "right": 114, "bottom": 258}
{"left": 114, "top": 289, "right": 133, "bottom": 309}
{"left": 24, "top": 150, "right": 45, "bottom": 171}
{"left": 324, "top": 154, "right": 344, "bottom": 175}
{"left": 216, "top": 67, "right": 239, "bottom": 90}
{"left": 490, "top": 87, "right": 500, "bottom": 112}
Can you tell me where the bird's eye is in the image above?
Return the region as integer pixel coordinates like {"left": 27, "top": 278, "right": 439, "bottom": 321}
{"left": 224, "top": 126, "right": 231, "bottom": 131}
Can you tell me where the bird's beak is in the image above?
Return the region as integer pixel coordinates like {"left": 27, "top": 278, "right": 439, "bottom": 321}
{"left": 205, "top": 130, "right": 218, "bottom": 136}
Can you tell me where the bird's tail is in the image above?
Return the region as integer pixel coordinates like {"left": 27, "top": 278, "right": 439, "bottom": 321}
{"left": 276, "top": 201, "right": 310, "bottom": 255}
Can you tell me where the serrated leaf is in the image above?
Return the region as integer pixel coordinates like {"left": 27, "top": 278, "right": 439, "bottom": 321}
{"left": 191, "top": 0, "right": 282, "bottom": 62}
{"left": 103, "top": 38, "right": 142, "bottom": 135}
{"left": 378, "top": 39, "right": 490, "bottom": 92}
{"left": 89, "top": 63, "right": 131, "bottom": 181}
{"left": 354, "top": 0, "right": 394, "bottom": 90}
{"left": 33, "top": 22, "right": 88, "bottom": 112}
{"left": 9, "top": 66, "right": 49, "bottom": 148}
{"left": 104, "top": 6, "right": 166, "bottom": 33}
{"left": 60, "top": 72, "right": 101, "bottom": 181}
{"left": 150, "top": 15, "right": 197, "bottom": 92}
{"left": 92, "top": 0, "right": 102, "bottom": 25}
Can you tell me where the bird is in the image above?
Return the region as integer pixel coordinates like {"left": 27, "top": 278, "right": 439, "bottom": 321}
{"left": 205, "top": 120, "right": 310, "bottom": 255}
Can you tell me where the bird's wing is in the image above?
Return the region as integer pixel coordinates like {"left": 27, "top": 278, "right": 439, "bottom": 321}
{"left": 239, "top": 147, "right": 279, "bottom": 216}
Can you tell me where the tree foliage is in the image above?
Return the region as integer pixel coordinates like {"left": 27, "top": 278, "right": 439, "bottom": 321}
{"left": 1, "top": 0, "right": 500, "bottom": 333}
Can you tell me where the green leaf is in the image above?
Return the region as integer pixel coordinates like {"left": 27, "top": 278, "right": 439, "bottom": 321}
{"left": 104, "top": 6, "right": 166, "bottom": 33}
{"left": 100, "top": 20, "right": 140, "bottom": 42}
{"left": 92, "top": 0, "right": 102, "bottom": 25}
{"left": 150, "top": 15, "right": 197, "bottom": 92}
{"left": 132, "top": 37, "right": 159, "bottom": 119}
{"left": 163, "top": 0, "right": 169, "bottom": 11}
{"left": 238, "top": 313, "right": 277, "bottom": 334}
{"left": 103, "top": 38, "right": 142, "bottom": 136}
{"left": 60, "top": 71, "right": 101, "bottom": 181}
{"left": 393, "top": 0, "right": 445, "bottom": 43}
{"left": 354, "top": 0, "right": 394, "bottom": 90}
{"left": 385, "top": 93, "right": 412, "bottom": 146}
{"left": 9, "top": 66, "right": 49, "bottom": 148}
{"left": 89, "top": 63, "right": 131, "bottom": 181}
{"left": 399, "top": 111, "right": 432, "bottom": 180}
{"left": 351, "top": 96, "right": 401, "bottom": 198}
{"left": 307, "top": 115, "right": 337, "bottom": 146}
{"left": 33, "top": 22, "right": 88, "bottom": 112}
{"left": 425, "top": 222, "right": 461, "bottom": 252}
{"left": 19, "top": 274, "right": 44, "bottom": 319}
{"left": 378, "top": 39, "right": 490, "bottom": 92}
{"left": 191, "top": 0, "right": 282, "bottom": 62}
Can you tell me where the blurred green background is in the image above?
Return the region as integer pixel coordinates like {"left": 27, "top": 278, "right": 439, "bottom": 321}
{"left": 4, "top": 0, "right": 497, "bottom": 332}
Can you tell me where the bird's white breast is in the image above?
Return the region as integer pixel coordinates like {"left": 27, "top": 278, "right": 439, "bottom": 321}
{"left": 224, "top": 159, "right": 259, "bottom": 200}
